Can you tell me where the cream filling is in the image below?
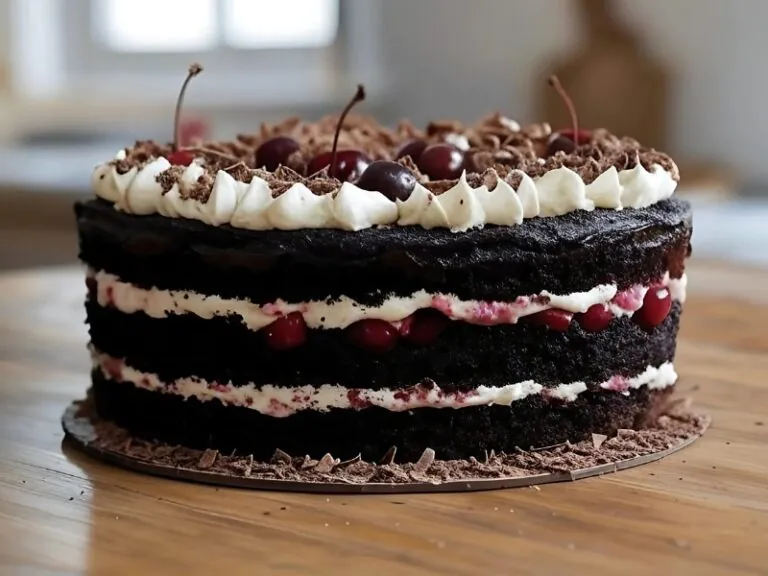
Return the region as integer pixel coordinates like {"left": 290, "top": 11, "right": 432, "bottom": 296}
{"left": 89, "top": 269, "right": 686, "bottom": 331}
{"left": 92, "top": 350, "right": 678, "bottom": 417}
{"left": 92, "top": 150, "right": 678, "bottom": 232}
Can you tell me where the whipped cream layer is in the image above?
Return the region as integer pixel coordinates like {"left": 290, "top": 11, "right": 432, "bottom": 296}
{"left": 89, "top": 269, "right": 687, "bottom": 331}
{"left": 92, "top": 151, "right": 678, "bottom": 232}
{"left": 93, "top": 350, "right": 678, "bottom": 417}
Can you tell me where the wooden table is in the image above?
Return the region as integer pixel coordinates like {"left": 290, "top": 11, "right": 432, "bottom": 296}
{"left": 1, "top": 261, "right": 767, "bottom": 576}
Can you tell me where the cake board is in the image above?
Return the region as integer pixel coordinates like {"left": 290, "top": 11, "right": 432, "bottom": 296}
{"left": 62, "top": 397, "right": 710, "bottom": 494}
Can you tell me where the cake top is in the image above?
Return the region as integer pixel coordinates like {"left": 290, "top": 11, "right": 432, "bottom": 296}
{"left": 91, "top": 65, "right": 680, "bottom": 233}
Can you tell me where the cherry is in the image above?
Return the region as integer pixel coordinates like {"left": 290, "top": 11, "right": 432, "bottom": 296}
{"left": 256, "top": 136, "right": 300, "bottom": 171}
{"left": 634, "top": 285, "right": 671, "bottom": 329}
{"left": 576, "top": 303, "right": 613, "bottom": 332}
{"left": 347, "top": 319, "right": 399, "bottom": 353}
{"left": 167, "top": 150, "right": 195, "bottom": 166}
{"left": 526, "top": 309, "right": 573, "bottom": 332}
{"left": 559, "top": 128, "right": 593, "bottom": 145}
{"left": 307, "top": 150, "right": 371, "bottom": 182}
{"left": 307, "top": 84, "right": 370, "bottom": 181}
{"left": 263, "top": 312, "right": 307, "bottom": 350}
{"left": 395, "top": 139, "right": 428, "bottom": 162}
{"left": 546, "top": 134, "right": 576, "bottom": 156}
{"left": 417, "top": 144, "right": 464, "bottom": 180}
{"left": 168, "top": 63, "right": 203, "bottom": 165}
{"left": 356, "top": 161, "right": 417, "bottom": 201}
{"left": 399, "top": 310, "right": 450, "bottom": 346}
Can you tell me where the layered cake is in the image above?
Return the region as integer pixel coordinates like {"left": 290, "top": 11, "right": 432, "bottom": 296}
{"left": 75, "top": 68, "right": 691, "bottom": 463}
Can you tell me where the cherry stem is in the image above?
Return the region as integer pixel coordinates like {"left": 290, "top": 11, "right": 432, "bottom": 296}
{"left": 329, "top": 84, "right": 366, "bottom": 178}
{"left": 174, "top": 63, "right": 203, "bottom": 151}
{"left": 548, "top": 75, "right": 579, "bottom": 146}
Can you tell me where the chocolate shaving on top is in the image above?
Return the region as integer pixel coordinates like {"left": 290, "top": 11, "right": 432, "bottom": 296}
{"left": 111, "top": 112, "right": 679, "bottom": 204}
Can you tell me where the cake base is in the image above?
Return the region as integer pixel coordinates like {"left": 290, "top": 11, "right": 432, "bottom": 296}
{"left": 61, "top": 396, "right": 710, "bottom": 494}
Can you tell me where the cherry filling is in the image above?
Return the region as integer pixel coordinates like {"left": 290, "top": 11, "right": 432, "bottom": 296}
{"left": 525, "top": 309, "right": 573, "bottom": 332}
{"left": 263, "top": 312, "right": 307, "bottom": 350}
{"left": 576, "top": 303, "right": 614, "bottom": 332}
{"left": 399, "top": 309, "right": 450, "bottom": 346}
{"left": 96, "top": 276, "right": 678, "bottom": 353}
{"left": 346, "top": 319, "right": 399, "bottom": 353}
{"left": 634, "top": 285, "right": 672, "bottom": 330}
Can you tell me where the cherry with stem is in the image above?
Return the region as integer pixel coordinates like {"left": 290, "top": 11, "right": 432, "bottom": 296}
{"left": 306, "top": 85, "right": 371, "bottom": 181}
{"left": 329, "top": 84, "right": 365, "bottom": 178}
{"left": 548, "top": 75, "right": 580, "bottom": 145}
{"left": 168, "top": 63, "right": 204, "bottom": 166}
{"left": 546, "top": 75, "right": 592, "bottom": 156}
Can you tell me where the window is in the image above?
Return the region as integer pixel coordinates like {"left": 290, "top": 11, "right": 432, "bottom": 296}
{"left": 95, "top": 0, "right": 339, "bottom": 52}
{"left": 10, "top": 0, "right": 383, "bottom": 109}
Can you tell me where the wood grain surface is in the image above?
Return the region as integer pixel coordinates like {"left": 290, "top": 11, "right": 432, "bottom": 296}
{"left": 0, "top": 260, "right": 767, "bottom": 576}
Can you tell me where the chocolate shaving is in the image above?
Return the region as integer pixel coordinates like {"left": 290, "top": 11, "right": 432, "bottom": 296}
{"left": 591, "top": 434, "right": 608, "bottom": 450}
{"left": 379, "top": 446, "right": 397, "bottom": 465}
{"left": 300, "top": 456, "right": 318, "bottom": 469}
{"left": 314, "top": 453, "right": 337, "bottom": 474}
{"left": 413, "top": 448, "right": 436, "bottom": 474}
{"left": 197, "top": 449, "right": 218, "bottom": 469}
{"left": 271, "top": 448, "right": 292, "bottom": 465}
{"left": 65, "top": 397, "right": 709, "bottom": 489}
{"left": 530, "top": 441, "right": 570, "bottom": 453}
{"left": 337, "top": 454, "right": 362, "bottom": 468}
{"left": 156, "top": 166, "right": 185, "bottom": 194}
{"left": 225, "top": 162, "right": 253, "bottom": 183}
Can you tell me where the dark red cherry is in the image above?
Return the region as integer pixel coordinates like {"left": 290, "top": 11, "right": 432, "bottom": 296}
{"left": 416, "top": 144, "right": 464, "bottom": 180}
{"left": 395, "top": 139, "right": 428, "bottom": 162}
{"left": 399, "top": 310, "right": 450, "bottom": 346}
{"left": 347, "top": 319, "right": 399, "bottom": 353}
{"left": 255, "top": 136, "right": 300, "bottom": 171}
{"left": 546, "top": 134, "right": 576, "bottom": 156}
{"left": 577, "top": 303, "right": 613, "bottom": 332}
{"left": 263, "top": 312, "right": 307, "bottom": 350}
{"left": 526, "top": 309, "right": 573, "bottom": 332}
{"left": 356, "top": 161, "right": 417, "bottom": 201}
{"left": 168, "top": 150, "right": 195, "bottom": 166}
{"left": 307, "top": 150, "right": 371, "bottom": 181}
{"left": 558, "top": 128, "right": 592, "bottom": 145}
{"left": 634, "top": 285, "right": 671, "bottom": 329}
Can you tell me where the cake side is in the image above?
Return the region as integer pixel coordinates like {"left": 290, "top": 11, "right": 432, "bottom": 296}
{"left": 76, "top": 196, "right": 690, "bottom": 303}
{"left": 91, "top": 371, "right": 674, "bottom": 461}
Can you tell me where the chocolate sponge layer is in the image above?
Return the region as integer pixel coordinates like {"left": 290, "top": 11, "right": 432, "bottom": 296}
{"left": 86, "top": 301, "right": 681, "bottom": 390}
{"left": 76, "top": 198, "right": 691, "bottom": 305}
{"left": 91, "top": 373, "right": 673, "bottom": 462}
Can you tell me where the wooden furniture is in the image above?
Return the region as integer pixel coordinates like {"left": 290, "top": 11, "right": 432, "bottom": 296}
{"left": 1, "top": 261, "right": 767, "bottom": 575}
{"left": 537, "top": 0, "right": 736, "bottom": 199}
{"left": 539, "top": 0, "right": 669, "bottom": 151}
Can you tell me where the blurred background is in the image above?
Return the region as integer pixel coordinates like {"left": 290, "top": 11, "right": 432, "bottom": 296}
{"left": 0, "top": 0, "right": 765, "bottom": 270}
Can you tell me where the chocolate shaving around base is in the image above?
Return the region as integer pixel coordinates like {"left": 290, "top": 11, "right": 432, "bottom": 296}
{"left": 271, "top": 448, "right": 292, "bottom": 465}
{"left": 198, "top": 449, "right": 218, "bottom": 469}
{"left": 414, "top": 448, "right": 436, "bottom": 474}
{"left": 380, "top": 446, "right": 397, "bottom": 465}
{"left": 592, "top": 434, "right": 608, "bottom": 450}
{"left": 337, "top": 454, "right": 362, "bottom": 468}
{"left": 64, "top": 397, "right": 709, "bottom": 489}
{"left": 314, "top": 453, "right": 337, "bottom": 474}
